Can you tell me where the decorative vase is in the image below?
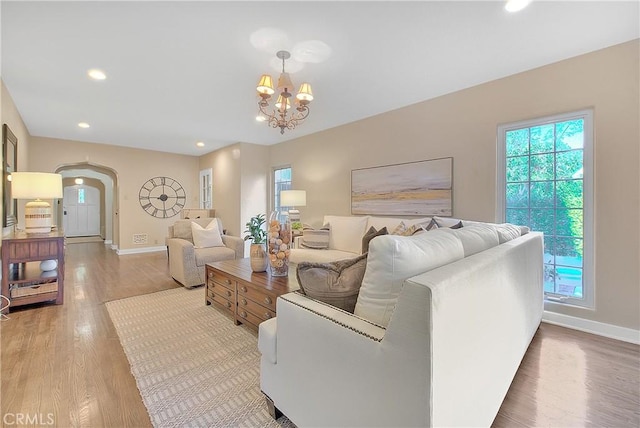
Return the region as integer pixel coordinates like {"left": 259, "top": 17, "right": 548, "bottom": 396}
{"left": 249, "top": 243, "right": 268, "bottom": 273}
{"left": 267, "top": 211, "right": 291, "bottom": 277}
{"left": 39, "top": 259, "right": 58, "bottom": 272}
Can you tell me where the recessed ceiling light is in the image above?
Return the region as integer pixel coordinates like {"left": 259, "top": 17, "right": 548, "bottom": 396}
{"left": 196, "top": 141, "right": 205, "bottom": 148}
{"left": 78, "top": 122, "right": 90, "bottom": 128}
{"left": 505, "top": 0, "right": 531, "bottom": 12}
{"left": 88, "top": 69, "right": 107, "bottom": 80}
{"left": 75, "top": 178, "right": 84, "bottom": 185}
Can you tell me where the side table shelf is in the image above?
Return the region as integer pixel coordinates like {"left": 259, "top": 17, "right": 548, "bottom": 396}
{"left": 1, "top": 231, "right": 65, "bottom": 314}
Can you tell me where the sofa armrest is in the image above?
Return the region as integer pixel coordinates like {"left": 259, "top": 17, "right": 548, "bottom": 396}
{"left": 167, "top": 238, "right": 199, "bottom": 285}
{"left": 277, "top": 292, "right": 386, "bottom": 342}
{"left": 260, "top": 292, "right": 431, "bottom": 427}
{"left": 221, "top": 234, "right": 244, "bottom": 259}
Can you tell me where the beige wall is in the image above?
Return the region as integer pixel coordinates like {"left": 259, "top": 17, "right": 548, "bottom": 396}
{"left": 268, "top": 40, "right": 640, "bottom": 330}
{"left": 198, "top": 143, "right": 242, "bottom": 237}
{"left": 197, "top": 142, "right": 270, "bottom": 244}
{"left": 29, "top": 137, "right": 200, "bottom": 250}
{"left": 1, "top": 81, "right": 31, "bottom": 233}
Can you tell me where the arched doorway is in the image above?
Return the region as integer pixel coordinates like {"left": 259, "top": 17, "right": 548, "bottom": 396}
{"left": 55, "top": 162, "right": 119, "bottom": 248}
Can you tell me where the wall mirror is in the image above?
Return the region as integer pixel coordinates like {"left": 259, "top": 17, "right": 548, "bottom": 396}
{"left": 3, "top": 124, "right": 18, "bottom": 227}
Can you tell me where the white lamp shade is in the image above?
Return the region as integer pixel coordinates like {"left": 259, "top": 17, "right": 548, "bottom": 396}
{"left": 281, "top": 190, "right": 306, "bottom": 207}
{"left": 11, "top": 172, "right": 63, "bottom": 199}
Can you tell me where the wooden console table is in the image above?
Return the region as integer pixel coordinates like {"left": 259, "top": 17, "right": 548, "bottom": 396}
{"left": 1, "top": 231, "right": 65, "bottom": 314}
{"left": 206, "top": 258, "right": 299, "bottom": 330}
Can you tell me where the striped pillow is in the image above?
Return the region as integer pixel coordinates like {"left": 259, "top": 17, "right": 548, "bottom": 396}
{"left": 301, "top": 224, "right": 330, "bottom": 249}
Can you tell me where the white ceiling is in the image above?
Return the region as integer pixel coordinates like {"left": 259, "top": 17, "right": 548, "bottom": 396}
{"left": 2, "top": 1, "right": 638, "bottom": 156}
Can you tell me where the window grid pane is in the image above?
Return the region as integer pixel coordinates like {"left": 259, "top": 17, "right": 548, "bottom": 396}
{"left": 505, "top": 119, "right": 585, "bottom": 299}
{"left": 274, "top": 167, "right": 292, "bottom": 222}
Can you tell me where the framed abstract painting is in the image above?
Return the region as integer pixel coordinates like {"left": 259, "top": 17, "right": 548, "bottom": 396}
{"left": 351, "top": 157, "right": 453, "bottom": 216}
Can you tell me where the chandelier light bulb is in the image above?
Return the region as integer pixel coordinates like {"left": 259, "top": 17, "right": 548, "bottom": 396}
{"left": 275, "top": 95, "right": 291, "bottom": 111}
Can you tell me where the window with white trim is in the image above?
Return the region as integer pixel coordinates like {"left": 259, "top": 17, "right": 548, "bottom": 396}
{"left": 273, "top": 166, "right": 292, "bottom": 222}
{"left": 497, "top": 110, "right": 594, "bottom": 308}
{"left": 199, "top": 168, "right": 212, "bottom": 209}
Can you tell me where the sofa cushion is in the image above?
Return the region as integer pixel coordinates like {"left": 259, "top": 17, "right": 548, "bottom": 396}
{"left": 301, "top": 224, "right": 330, "bottom": 249}
{"left": 438, "top": 224, "right": 500, "bottom": 257}
{"left": 290, "top": 248, "right": 358, "bottom": 264}
{"left": 296, "top": 254, "right": 368, "bottom": 313}
{"left": 433, "top": 216, "right": 459, "bottom": 228}
{"left": 366, "top": 217, "right": 402, "bottom": 233}
{"left": 191, "top": 219, "right": 224, "bottom": 248}
{"left": 324, "top": 215, "right": 369, "bottom": 254}
{"left": 495, "top": 223, "right": 523, "bottom": 243}
{"left": 362, "top": 226, "right": 388, "bottom": 254}
{"left": 354, "top": 229, "right": 465, "bottom": 327}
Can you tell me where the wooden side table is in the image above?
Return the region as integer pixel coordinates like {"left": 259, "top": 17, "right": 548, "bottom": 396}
{"left": 206, "top": 258, "right": 299, "bottom": 330}
{"left": 1, "top": 231, "right": 65, "bottom": 314}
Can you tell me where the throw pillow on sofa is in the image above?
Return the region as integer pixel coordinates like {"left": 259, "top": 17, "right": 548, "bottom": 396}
{"left": 296, "top": 253, "right": 368, "bottom": 313}
{"left": 301, "top": 224, "right": 331, "bottom": 249}
{"left": 362, "top": 226, "right": 388, "bottom": 254}
{"left": 191, "top": 219, "right": 224, "bottom": 248}
{"left": 354, "top": 229, "right": 465, "bottom": 327}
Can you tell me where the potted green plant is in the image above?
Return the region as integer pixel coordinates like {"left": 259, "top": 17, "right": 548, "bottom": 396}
{"left": 244, "top": 213, "right": 268, "bottom": 272}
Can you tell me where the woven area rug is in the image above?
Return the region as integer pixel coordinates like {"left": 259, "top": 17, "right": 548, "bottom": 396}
{"left": 106, "top": 287, "right": 293, "bottom": 427}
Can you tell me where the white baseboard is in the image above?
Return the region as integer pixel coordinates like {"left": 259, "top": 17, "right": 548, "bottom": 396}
{"left": 104, "top": 240, "right": 112, "bottom": 245}
{"left": 116, "top": 246, "right": 166, "bottom": 255}
{"left": 542, "top": 310, "right": 640, "bottom": 344}
{"left": 111, "top": 244, "right": 118, "bottom": 251}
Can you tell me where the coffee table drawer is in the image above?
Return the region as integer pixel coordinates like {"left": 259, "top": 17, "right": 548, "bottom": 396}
{"left": 207, "top": 270, "right": 235, "bottom": 291}
{"left": 209, "top": 283, "right": 234, "bottom": 300}
{"left": 237, "top": 295, "right": 275, "bottom": 321}
{"left": 237, "top": 282, "right": 276, "bottom": 311}
{"left": 236, "top": 306, "right": 266, "bottom": 328}
{"left": 211, "top": 292, "right": 234, "bottom": 313}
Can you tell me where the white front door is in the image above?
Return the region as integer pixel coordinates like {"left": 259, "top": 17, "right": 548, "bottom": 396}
{"left": 63, "top": 185, "right": 100, "bottom": 237}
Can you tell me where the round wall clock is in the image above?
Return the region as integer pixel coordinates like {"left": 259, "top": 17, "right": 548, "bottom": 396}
{"left": 138, "top": 176, "right": 186, "bottom": 218}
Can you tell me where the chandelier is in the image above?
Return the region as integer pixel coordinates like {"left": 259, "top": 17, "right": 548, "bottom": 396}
{"left": 256, "top": 50, "right": 313, "bottom": 134}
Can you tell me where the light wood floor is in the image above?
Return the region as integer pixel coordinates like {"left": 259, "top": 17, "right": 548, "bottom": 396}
{"left": 1, "top": 243, "right": 638, "bottom": 427}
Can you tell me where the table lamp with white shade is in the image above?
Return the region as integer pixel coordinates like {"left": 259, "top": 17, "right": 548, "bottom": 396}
{"left": 281, "top": 190, "right": 306, "bottom": 236}
{"left": 11, "top": 172, "right": 63, "bottom": 234}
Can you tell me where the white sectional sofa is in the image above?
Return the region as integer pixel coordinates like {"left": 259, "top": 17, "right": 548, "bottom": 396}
{"left": 259, "top": 218, "right": 543, "bottom": 427}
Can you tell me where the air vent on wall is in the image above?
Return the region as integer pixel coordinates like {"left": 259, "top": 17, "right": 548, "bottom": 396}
{"left": 133, "top": 233, "right": 148, "bottom": 245}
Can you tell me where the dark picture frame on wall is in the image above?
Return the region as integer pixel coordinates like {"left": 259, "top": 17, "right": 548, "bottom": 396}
{"left": 351, "top": 157, "right": 453, "bottom": 216}
{"left": 3, "top": 124, "right": 18, "bottom": 227}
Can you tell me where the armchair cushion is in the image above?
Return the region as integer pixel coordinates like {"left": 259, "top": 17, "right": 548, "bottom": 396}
{"left": 191, "top": 219, "right": 224, "bottom": 248}
{"left": 296, "top": 253, "right": 368, "bottom": 313}
{"left": 171, "top": 217, "right": 224, "bottom": 243}
{"left": 194, "top": 246, "right": 236, "bottom": 266}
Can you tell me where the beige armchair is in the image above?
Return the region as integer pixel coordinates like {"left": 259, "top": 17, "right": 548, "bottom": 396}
{"left": 167, "top": 218, "right": 244, "bottom": 288}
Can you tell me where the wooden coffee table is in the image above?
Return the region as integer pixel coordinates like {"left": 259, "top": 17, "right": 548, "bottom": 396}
{"left": 205, "top": 258, "right": 299, "bottom": 331}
